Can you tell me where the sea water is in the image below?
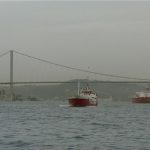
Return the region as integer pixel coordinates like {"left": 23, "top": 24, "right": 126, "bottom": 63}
{"left": 0, "top": 100, "right": 150, "bottom": 150}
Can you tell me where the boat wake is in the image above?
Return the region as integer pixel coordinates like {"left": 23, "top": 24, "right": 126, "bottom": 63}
{"left": 59, "top": 104, "right": 71, "bottom": 107}
{"left": 59, "top": 105, "right": 97, "bottom": 108}
{"left": 86, "top": 106, "right": 97, "bottom": 108}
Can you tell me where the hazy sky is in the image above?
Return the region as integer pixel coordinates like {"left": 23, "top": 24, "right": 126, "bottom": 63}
{"left": 0, "top": 1, "right": 150, "bottom": 81}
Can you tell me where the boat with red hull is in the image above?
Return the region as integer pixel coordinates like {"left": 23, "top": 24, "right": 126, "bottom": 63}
{"left": 132, "top": 91, "right": 150, "bottom": 103}
{"left": 69, "top": 82, "right": 98, "bottom": 107}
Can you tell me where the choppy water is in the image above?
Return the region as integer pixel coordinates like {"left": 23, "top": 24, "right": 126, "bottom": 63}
{"left": 0, "top": 100, "right": 150, "bottom": 150}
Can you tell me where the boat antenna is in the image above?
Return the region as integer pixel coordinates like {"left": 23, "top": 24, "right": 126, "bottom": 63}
{"left": 86, "top": 66, "right": 90, "bottom": 88}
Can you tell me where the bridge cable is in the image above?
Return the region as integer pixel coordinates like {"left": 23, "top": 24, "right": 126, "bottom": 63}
{"left": 13, "top": 50, "right": 150, "bottom": 81}
{"left": 0, "top": 51, "right": 10, "bottom": 59}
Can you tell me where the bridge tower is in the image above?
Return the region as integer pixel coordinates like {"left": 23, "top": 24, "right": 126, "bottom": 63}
{"left": 10, "top": 50, "right": 14, "bottom": 100}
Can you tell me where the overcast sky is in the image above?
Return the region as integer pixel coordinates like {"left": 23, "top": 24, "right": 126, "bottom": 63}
{"left": 0, "top": 1, "right": 150, "bottom": 82}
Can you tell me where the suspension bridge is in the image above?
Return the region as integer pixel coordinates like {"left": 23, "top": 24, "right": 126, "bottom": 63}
{"left": 0, "top": 50, "right": 150, "bottom": 100}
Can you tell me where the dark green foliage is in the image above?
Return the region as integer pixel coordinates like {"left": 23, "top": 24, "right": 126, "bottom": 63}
{"left": 13, "top": 80, "right": 150, "bottom": 101}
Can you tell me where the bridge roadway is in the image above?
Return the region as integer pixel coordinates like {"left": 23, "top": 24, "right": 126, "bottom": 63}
{"left": 0, "top": 81, "right": 150, "bottom": 85}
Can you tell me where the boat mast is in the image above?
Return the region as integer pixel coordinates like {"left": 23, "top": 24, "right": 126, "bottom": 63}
{"left": 10, "top": 50, "right": 14, "bottom": 100}
{"left": 77, "top": 80, "right": 80, "bottom": 96}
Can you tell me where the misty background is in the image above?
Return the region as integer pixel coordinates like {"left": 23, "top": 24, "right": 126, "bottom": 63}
{"left": 0, "top": 1, "right": 150, "bottom": 82}
{"left": 0, "top": 1, "right": 150, "bottom": 100}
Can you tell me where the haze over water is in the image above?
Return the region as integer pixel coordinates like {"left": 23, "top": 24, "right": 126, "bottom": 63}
{"left": 1, "top": 1, "right": 150, "bottom": 82}
{"left": 0, "top": 100, "right": 150, "bottom": 150}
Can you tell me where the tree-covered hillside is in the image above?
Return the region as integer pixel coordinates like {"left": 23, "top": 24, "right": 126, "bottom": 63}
{"left": 12, "top": 80, "right": 150, "bottom": 101}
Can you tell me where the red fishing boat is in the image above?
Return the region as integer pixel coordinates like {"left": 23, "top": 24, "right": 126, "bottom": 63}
{"left": 68, "top": 82, "right": 98, "bottom": 107}
{"left": 132, "top": 89, "right": 150, "bottom": 103}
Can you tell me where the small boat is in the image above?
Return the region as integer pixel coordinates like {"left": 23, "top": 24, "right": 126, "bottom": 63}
{"left": 27, "top": 96, "right": 39, "bottom": 101}
{"left": 132, "top": 89, "right": 150, "bottom": 103}
{"left": 68, "top": 81, "right": 98, "bottom": 107}
{"left": 0, "top": 88, "right": 13, "bottom": 101}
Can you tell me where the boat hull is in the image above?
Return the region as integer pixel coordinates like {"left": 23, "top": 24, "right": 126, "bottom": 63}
{"left": 69, "top": 97, "right": 97, "bottom": 107}
{"left": 132, "top": 97, "right": 150, "bottom": 103}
